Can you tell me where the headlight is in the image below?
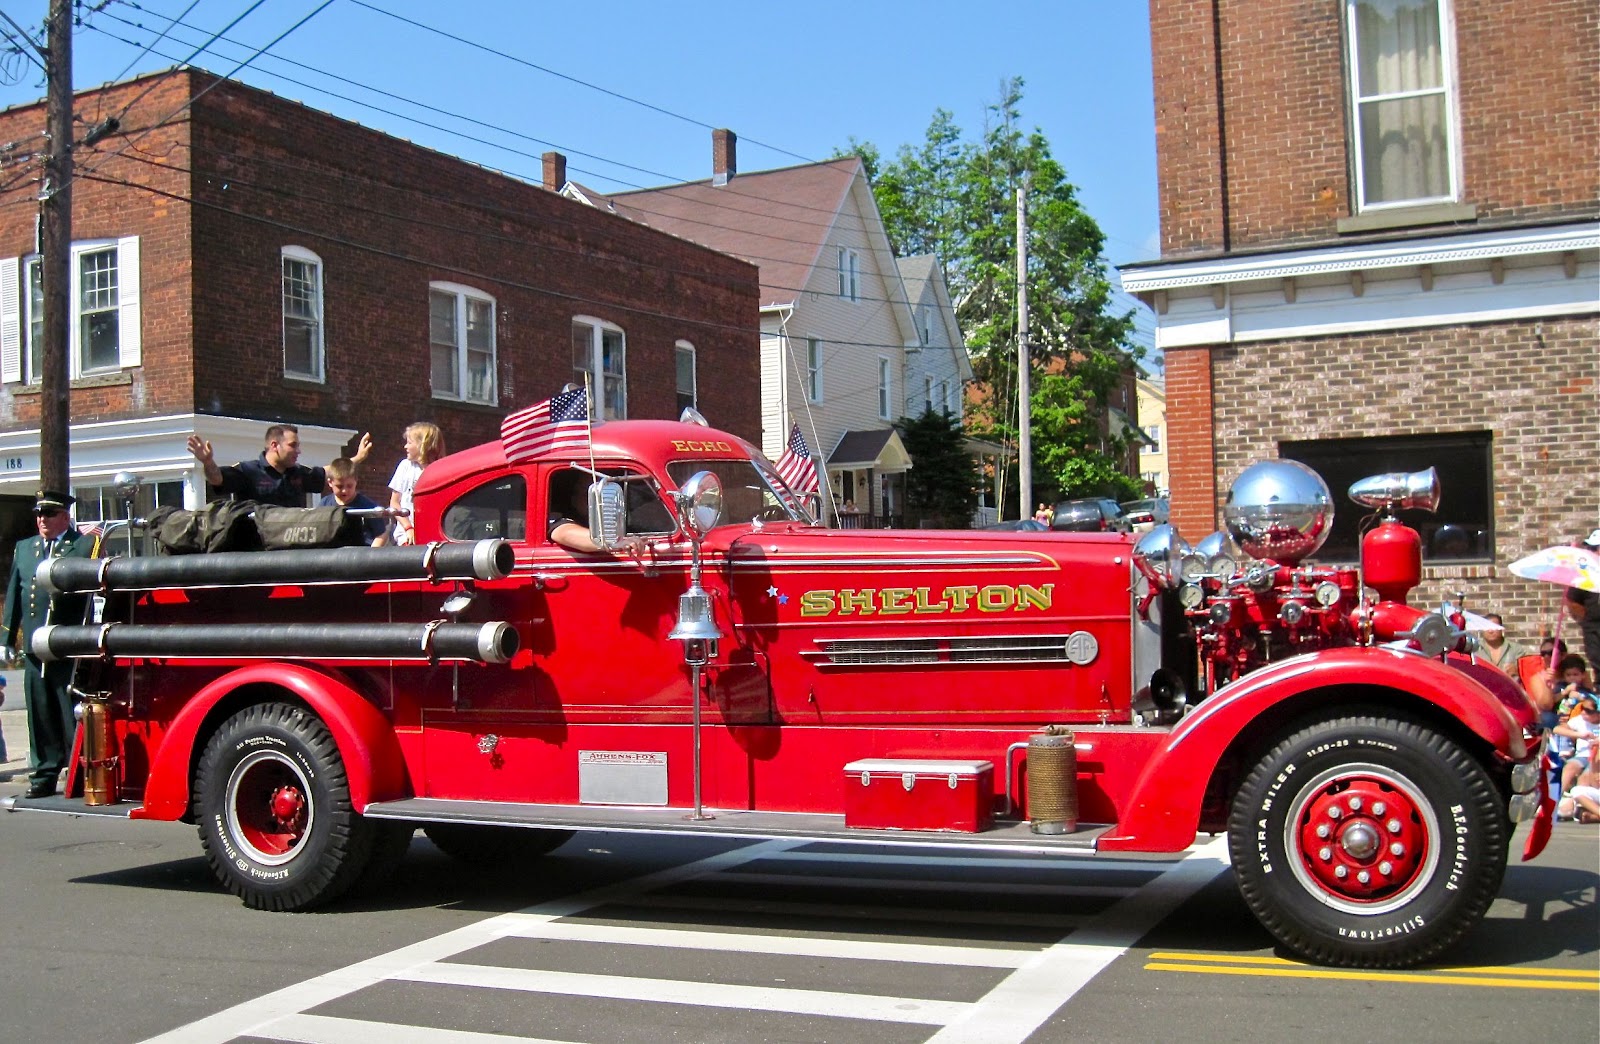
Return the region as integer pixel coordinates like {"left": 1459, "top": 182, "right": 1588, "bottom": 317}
{"left": 1133, "top": 525, "right": 1189, "bottom": 590}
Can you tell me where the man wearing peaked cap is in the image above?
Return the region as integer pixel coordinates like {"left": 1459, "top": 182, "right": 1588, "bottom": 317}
{"left": 2, "top": 490, "right": 92, "bottom": 798}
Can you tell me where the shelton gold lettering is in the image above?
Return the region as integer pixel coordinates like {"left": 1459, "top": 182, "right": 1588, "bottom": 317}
{"left": 1016, "top": 584, "right": 1053, "bottom": 611}
{"left": 977, "top": 585, "right": 1015, "bottom": 612}
{"left": 837, "top": 590, "right": 876, "bottom": 615}
{"left": 946, "top": 586, "right": 979, "bottom": 611}
{"left": 799, "top": 590, "right": 834, "bottom": 617}
{"left": 796, "top": 583, "right": 1054, "bottom": 618}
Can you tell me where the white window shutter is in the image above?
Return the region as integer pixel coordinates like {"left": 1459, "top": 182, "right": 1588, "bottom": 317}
{"left": 0, "top": 256, "right": 20, "bottom": 383}
{"left": 117, "top": 236, "right": 141, "bottom": 368}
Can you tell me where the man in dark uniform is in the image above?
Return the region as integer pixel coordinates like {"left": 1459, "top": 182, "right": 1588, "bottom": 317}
{"left": 2, "top": 490, "right": 92, "bottom": 797}
{"left": 187, "top": 423, "right": 372, "bottom": 508}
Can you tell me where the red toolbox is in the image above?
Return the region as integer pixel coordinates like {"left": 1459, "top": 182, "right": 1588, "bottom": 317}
{"left": 843, "top": 758, "right": 995, "bottom": 832}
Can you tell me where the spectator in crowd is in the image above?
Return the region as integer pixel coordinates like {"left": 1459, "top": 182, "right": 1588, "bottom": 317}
{"left": 1476, "top": 612, "right": 1530, "bottom": 674}
{"left": 1554, "top": 694, "right": 1599, "bottom": 798}
{"left": 387, "top": 422, "right": 445, "bottom": 546}
{"left": 1551, "top": 657, "right": 1598, "bottom": 794}
{"left": 1563, "top": 528, "right": 1600, "bottom": 669}
{"left": 1, "top": 491, "right": 92, "bottom": 798}
{"left": 1560, "top": 760, "right": 1600, "bottom": 824}
{"left": 1033, "top": 503, "right": 1053, "bottom": 526}
{"left": 189, "top": 424, "right": 372, "bottom": 508}
{"left": 320, "top": 458, "right": 388, "bottom": 546}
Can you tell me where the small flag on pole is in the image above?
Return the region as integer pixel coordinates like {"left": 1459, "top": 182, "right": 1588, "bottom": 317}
{"left": 775, "top": 423, "right": 819, "bottom": 493}
{"left": 75, "top": 519, "right": 105, "bottom": 538}
{"left": 501, "top": 386, "right": 591, "bottom": 462}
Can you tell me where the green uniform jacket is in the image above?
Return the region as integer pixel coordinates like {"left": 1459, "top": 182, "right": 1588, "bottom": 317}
{"left": 3, "top": 529, "right": 93, "bottom": 659}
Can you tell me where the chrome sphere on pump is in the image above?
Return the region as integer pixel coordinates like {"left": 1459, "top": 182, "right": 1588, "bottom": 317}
{"left": 1222, "top": 460, "right": 1332, "bottom": 565}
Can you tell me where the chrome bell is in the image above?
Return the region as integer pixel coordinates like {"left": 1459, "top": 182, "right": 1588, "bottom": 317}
{"left": 668, "top": 587, "right": 723, "bottom": 642}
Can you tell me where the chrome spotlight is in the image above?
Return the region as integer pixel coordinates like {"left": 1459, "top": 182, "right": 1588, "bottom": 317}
{"left": 1349, "top": 468, "right": 1440, "bottom": 514}
{"left": 1133, "top": 524, "right": 1190, "bottom": 590}
{"left": 1223, "top": 460, "right": 1333, "bottom": 565}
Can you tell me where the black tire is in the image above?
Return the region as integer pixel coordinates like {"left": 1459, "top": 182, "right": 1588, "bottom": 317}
{"left": 422, "top": 823, "right": 574, "bottom": 866}
{"left": 1227, "top": 712, "right": 1506, "bottom": 968}
{"left": 195, "top": 703, "right": 391, "bottom": 911}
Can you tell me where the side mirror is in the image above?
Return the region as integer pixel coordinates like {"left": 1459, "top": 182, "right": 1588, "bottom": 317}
{"left": 676, "top": 471, "right": 723, "bottom": 542}
{"left": 587, "top": 480, "right": 627, "bottom": 549}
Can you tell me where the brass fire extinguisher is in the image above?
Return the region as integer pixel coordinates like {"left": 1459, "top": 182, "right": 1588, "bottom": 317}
{"left": 79, "top": 697, "right": 119, "bottom": 806}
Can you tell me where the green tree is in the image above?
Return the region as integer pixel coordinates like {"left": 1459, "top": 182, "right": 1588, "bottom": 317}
{"left": 842, "top": 78, "right": 1141, "bottom": 508}
{"left": 895, "top": 408, "right": 980, "bottom": 527}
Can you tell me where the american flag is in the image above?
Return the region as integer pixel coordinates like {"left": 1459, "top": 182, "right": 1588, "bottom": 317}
{"left": 775, "top": 423, "right": 819, "bottom": 493}
{"left": 75, "top": 519, "right": 105, "bottom": 537}
{"left": 501, "top": 386, "right": 591, "bottom": 462}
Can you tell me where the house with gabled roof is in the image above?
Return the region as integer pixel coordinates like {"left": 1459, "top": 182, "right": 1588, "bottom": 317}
{"left": 546, "top": 133, "right": 971, "bottom": 527}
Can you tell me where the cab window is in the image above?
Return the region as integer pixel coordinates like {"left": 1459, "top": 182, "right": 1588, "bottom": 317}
{"left": 545, "top": 468, "right": 675, "bottom": 545}
{"left": 442, "top": 475, "right": 527, "bottom": 541}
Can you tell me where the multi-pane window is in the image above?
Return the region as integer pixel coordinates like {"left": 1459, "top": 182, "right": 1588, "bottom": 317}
{"left": 805, "top": 337, "right": 822, "bottom": 402}
{"left": 24, "top": 258, "right": 42, "bottom": 383}
{"left": 924, "top": 376, "right": 934, "bottom": 414}
{"left": 282, "top": 246, "right": 323, "bottom": 380}
{"left": 429, "top": 284, "right": 496, "bottom": 404}
{"left": 674, "top": 341, "right": 697, "bottom": 416}
{"left": 1281, "top": 431, "right": 1492, "bottom": 564}
{"left": 571, "top": 317, "right": 626, "bottom": 420}
{"left": 73, "top": 479, "right": 185, "bottom": 555}
{"left": 918, "top": 304, "right": 933, "bottom": 345}
{"left": 1345, "top": 0, "right": 1457, "bottom": 209}
{"left": 78, "top": 247, "right": 120, "bottom": 372}
{"left": 937, "top": 379, "right": 951, "bottom": 416}
{"left": 837, "top": 247, "right": 860, "bottom": 302}
{"left": 877, "top": 357, "right": 891, "bottom": 419}
{"left": 1, "top": 238, "right": 140, "bottom": 383}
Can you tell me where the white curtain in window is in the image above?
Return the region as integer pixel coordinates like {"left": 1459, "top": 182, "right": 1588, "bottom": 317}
{"left": 1355, "top": 0, "right": 1450, "bottom": 206}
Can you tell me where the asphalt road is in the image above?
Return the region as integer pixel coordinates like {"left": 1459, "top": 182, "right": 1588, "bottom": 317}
{"left": 0, "top": 766, "right": 1594, "bottom": 1044}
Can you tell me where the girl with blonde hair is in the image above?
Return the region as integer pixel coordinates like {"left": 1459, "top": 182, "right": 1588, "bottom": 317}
{"left": 388, "top": 422, "right": 445, "bottom": 545}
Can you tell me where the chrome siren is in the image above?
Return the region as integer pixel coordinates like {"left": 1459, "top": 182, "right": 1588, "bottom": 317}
{"left": 1133, "top": 524, "right": 1190, "bottom": 589}
{"left": 1348, "top": 467, "right": 1440, "bottom": 514}
{"left": 1223, "top": 460, "right": 1332, "bottom": 565}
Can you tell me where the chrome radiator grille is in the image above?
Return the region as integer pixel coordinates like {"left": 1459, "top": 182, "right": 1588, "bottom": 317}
{"left": 804, "top": 634, "right": 1080, "bottom": 667}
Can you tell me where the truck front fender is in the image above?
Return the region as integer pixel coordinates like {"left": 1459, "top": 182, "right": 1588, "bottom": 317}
{"left": 130, "top": 664, "right": 410, "bottom": 821}
{"left": 1097, "top": 647, "right": 1527, "bottom": 853}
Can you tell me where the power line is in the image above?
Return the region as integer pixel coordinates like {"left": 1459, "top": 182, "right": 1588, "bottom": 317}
{"left": 80, "top": 15, "right": 881, "bottom": 239}
{"left": 347, "top": 0, "right": 815, "bottom": 168}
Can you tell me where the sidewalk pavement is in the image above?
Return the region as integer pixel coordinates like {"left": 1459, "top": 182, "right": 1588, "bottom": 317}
{"left": 0, "top": 668, "right": 29, "bottom": 783}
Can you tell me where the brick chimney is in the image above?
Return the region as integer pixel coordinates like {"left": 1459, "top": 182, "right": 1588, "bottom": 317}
{"left": 542, "top": 150, "right": 567, "bottom": 191}
{"left": 712, "top": 128, "right": 736, "bottom": 186}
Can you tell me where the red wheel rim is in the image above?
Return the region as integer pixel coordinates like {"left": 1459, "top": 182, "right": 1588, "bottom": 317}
{"left": 225, "top": 749, "right": 313, "bottom": 864}
{"left": 1285, "top": 763, "right": 1437, "bottom": 915}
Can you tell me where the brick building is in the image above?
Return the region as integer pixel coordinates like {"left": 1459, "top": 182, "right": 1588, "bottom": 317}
{"left": 1121, "top": 0, "right": 1599, "bottom": 637}
{"left": 0, "top": 69, "right": 758, "bottom": 557}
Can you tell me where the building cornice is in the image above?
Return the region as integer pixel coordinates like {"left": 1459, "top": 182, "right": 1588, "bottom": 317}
{"left": 1120, "top": 222, "right": 1599, "bottom": 293}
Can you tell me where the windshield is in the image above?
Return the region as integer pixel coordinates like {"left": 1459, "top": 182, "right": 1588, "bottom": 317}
{"left": 666, "top": 457, "right": 815, "bottom": 526}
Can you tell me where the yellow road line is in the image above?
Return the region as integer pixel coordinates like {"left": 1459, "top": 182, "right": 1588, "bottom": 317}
{"left": 1147, "top": 952, "right": 1600, "bottom": 979}
{"left": 1144, "top": 960, "right": 1598, "bottom": 991}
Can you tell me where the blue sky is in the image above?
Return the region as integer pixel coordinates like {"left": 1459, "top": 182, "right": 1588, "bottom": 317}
{"left": 2, "top": 0, "right": 1159, "bottom": 349}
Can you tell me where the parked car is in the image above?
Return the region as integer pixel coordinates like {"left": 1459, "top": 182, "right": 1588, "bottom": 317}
{"left": 1120, "top": 497, "right": 1171, "bottom": 532}
{"left": 981, "top": 519, "right": 1049, "bottom": 532}
{"left": 1050, "top": 498, "right": 1130, "bottom": 533}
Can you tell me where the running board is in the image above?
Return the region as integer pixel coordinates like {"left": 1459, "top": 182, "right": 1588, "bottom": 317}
{"left": 2, "top": 794, "right": 135, "bottom": 818}
{"left": 362, "top": 797, "right": 1116, "bottom": 853}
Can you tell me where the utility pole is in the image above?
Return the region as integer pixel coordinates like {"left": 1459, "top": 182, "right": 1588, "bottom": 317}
{"left": 39, "top": 0, "right": 74, "bottom": 494}
{"left": 1016, "top": 171, "right": 1031, "bottom": 519}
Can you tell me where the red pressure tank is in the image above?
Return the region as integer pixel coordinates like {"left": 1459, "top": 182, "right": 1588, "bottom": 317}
{"left": 1362, "top": 517, "right": 1422, "bottom": 604}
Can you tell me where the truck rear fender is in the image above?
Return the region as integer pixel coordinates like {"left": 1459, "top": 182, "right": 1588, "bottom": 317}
{"left": 1097, "top": 647, "right": 1526, "bottom": 853}
{"left": 131, "top": 664, "right": 410, "bottom": 822}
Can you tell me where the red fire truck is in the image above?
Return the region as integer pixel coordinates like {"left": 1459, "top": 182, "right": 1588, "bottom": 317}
{"left": 7, "top": 418, "right": 1550, "bottom": 968}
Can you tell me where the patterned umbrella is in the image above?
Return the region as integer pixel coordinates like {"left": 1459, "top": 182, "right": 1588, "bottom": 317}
{"left": 1508, "top": 545, "right": 1600, "bottom": 593}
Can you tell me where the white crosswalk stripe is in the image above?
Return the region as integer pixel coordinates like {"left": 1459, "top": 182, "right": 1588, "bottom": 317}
{"left": 141, "top": 836, "right": 1229, "bottom": 1044}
